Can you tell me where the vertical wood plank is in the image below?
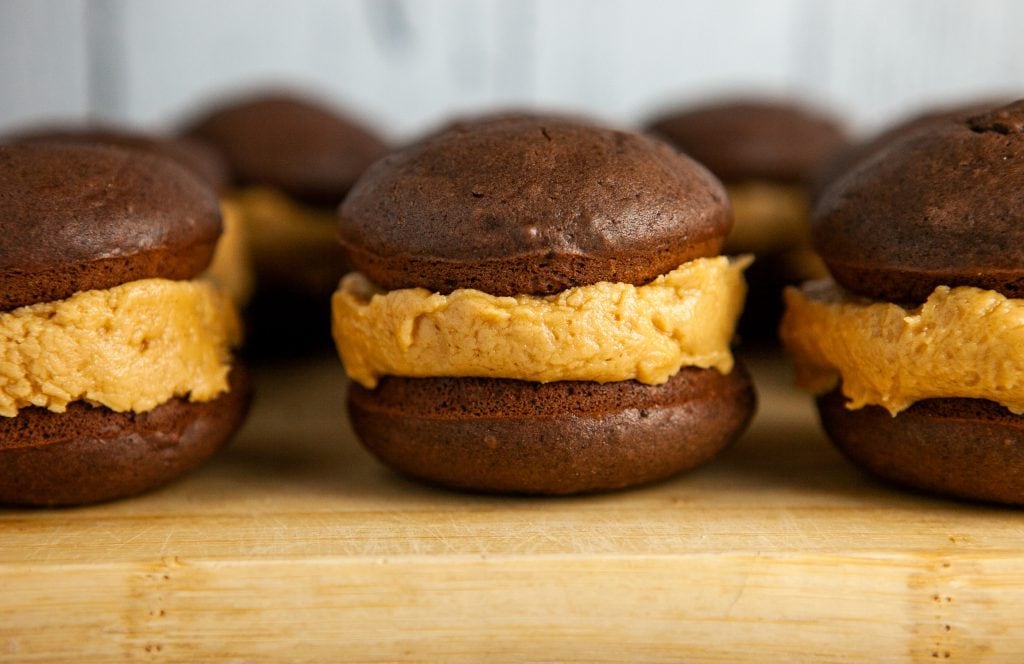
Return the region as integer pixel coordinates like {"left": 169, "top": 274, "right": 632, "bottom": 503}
{"left": 101, "top": 0, "right": 539, "bottom": 140}
{"left": 805, "top": 0, "right": 1024, "bottom": 132}
{"left": 530, "top": 0, "right": 808, "bottom": 125}
{"left": 111, "top": 0, "right": 320, "bottom": 128}
{"left": 0, "top": 0, "right": 89, "bottom": 132}
{"left": 85, "top": 0, "right": 127, "bottom": 121}
{"left": 4, "top": 0, "right": 1023, "bottom": 137}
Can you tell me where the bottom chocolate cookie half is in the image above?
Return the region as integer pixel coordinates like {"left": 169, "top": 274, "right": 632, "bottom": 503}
{"left": 0, "top": 366, "right": 250, "bottom": 506}
{"left": 818, "top": 388, "right": 1024, "bottom": 505}
{"left": 348, "top": 364, "right": 756, "bottom": 495}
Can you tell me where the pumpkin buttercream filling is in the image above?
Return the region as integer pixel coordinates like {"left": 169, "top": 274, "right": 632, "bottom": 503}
{"left": 781, "top": 278, "right": 1024, "bottom": 415}
{"left": 226, "top": 186, "right": 343, "bottom": 294}
{"left": 724, "top": 181, "right": 810, "bottom": 254}
{"left": 0, "top": 279, "right": 241, "bottom": 417}
{"left": 202, "top": 199, "right": 254, "bottom": 307}
{"left": 333, "top": 256, "right": 750, "bottom": 389}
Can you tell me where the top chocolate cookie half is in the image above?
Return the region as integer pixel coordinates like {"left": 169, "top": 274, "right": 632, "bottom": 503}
{"left": 6, "top": 126, "right": 230, "bottom": 192}
{"left": 0, "top": 143, "right": 221, "bottom": 311}
{"left": 339, "top": 118, "right": 732, "bottom": 296}
{"left": 183, "top": 93, "right": 389, "bottom": 206}
{"left": 812, "top": 98, "right": 1009, "bottom": 202}
{"left": 415, "top": 110, "right": 600, "bottom": 145}
{"left": 813, "top": 100, "right": 1024, "bottom": 303}
{"left": 646, "top": 99, "right": 848, "bottom": 184}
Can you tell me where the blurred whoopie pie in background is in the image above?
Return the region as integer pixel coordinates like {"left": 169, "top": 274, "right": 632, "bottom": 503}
{"left": 183, "top": 92, "right": 389, "bottom": 355}
{"left": 646, "top": 98, "right": 849, "bottom": 342}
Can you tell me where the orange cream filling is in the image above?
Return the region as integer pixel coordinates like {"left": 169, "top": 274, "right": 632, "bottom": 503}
{"left": 781, "top": 278, "right": 1024, "bottom": 415}
{"left": 0, "top": 279, "right": 241, "bottom": 417}
{"left": 333, "top": 256, "right": 750, "bottom": 389}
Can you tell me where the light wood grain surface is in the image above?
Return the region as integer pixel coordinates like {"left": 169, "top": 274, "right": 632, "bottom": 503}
{"left": 2, "top": 353, "right": 1022, "bottom": 662}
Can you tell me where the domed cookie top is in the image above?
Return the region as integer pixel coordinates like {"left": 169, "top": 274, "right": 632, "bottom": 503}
{"left": 339, "top": 118, "right": 732, "bottom": 295}
{"left": 813, "top": 98, "right": 1009, "bottom": 201}
{"left": 0, "top": 143, "right": 222, "bottom": 311}
{"left": 183, "top": 93, "right": 388, "bottom": 205}
{"left": 646, "top": 99, "right": 848, "bottom": 184}
{"left": 813, "top": 100, "right": 1024, "bottom": 303}
{"left": 7, "top": 126, "right": 230, "bottom": 192}
{"left": 416, "top": 110, "right": 600, "bottom": 144}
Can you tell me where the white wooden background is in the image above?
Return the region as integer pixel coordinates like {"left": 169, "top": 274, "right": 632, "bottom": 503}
{"left": 1, "top": 0, "right": 1023, "bottom": 141}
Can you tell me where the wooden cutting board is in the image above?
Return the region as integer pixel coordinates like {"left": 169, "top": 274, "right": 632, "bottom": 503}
{"left": 2, "top": 353, "right": 1022, "bottom": 662}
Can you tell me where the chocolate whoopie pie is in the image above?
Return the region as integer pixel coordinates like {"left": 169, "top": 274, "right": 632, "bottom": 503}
{"left": 646, "top": 99, "right": 849, "bottom": 340}
{"left": 0, "top": 143, "right": 248, "bottom": 506}
{"left": 183, "top": 93, "right": 388, "bottom": 353}
{"left": 647, "top": 100, "right": 847, "bottom": 188}
{"left": 332, "top": 118, "right": 756, "bottom": 495}
{"left": 780, "top": 100, "right": 1024, "bottom": 505}
{"left": 4, "top": 126, "right": 254, "bottom": 307}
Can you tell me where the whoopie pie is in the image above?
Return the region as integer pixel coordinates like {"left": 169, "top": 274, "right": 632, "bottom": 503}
{"left": 781, "top": 100, "right": 1024, "bottom": 504}
{"left": 332, "top": 118, "right": 756, "bottom": 495}
{"left": 0, "top": 143, "right": 247, "bottom": 506}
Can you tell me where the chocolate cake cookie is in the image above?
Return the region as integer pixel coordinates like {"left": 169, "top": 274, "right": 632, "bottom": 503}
{"left": 813, "top": 103, "right": 1024, "bottom": 304}
{"left": 0, "top": 143, "right": 221, "bottom": 311}
{"left": 647, "top": 99, "right": 847, "bottom": 186}
{"left": 333, "top": 118, "right": 756, "bottom": 495}
{"left": 817, "top": 389, "right": 1024, "bottom": 505}
{"left": 646, "top": 98, "right": 849, "bottom": 341}
{"left": 349, "top": 367, "right": 754, "bottom": 495}
{"left": 0, "top": 143, "right": 248, "bottom": 506}
{"left": 6, "top": 125, "right": 230, "bottom": 191}
{"left": 0, "top": 368, "right": 249, "bottom": 506}
{"left": 185, "top": 93, "right": 386, "bottom": 204}
{"left": 781, "top": 100, "right": 1024, "bottom": 505}
{"left": 412, "top": 109, "right": 601, "bottom": 146}
{"left": 813, "top": 97, "right": 1010, "bottom": 203}
{"left": 341, "top": 118, "right": 730, "bottom": 296}
{"left": 4, "top": 125, "right": 253, "bottom": 306}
